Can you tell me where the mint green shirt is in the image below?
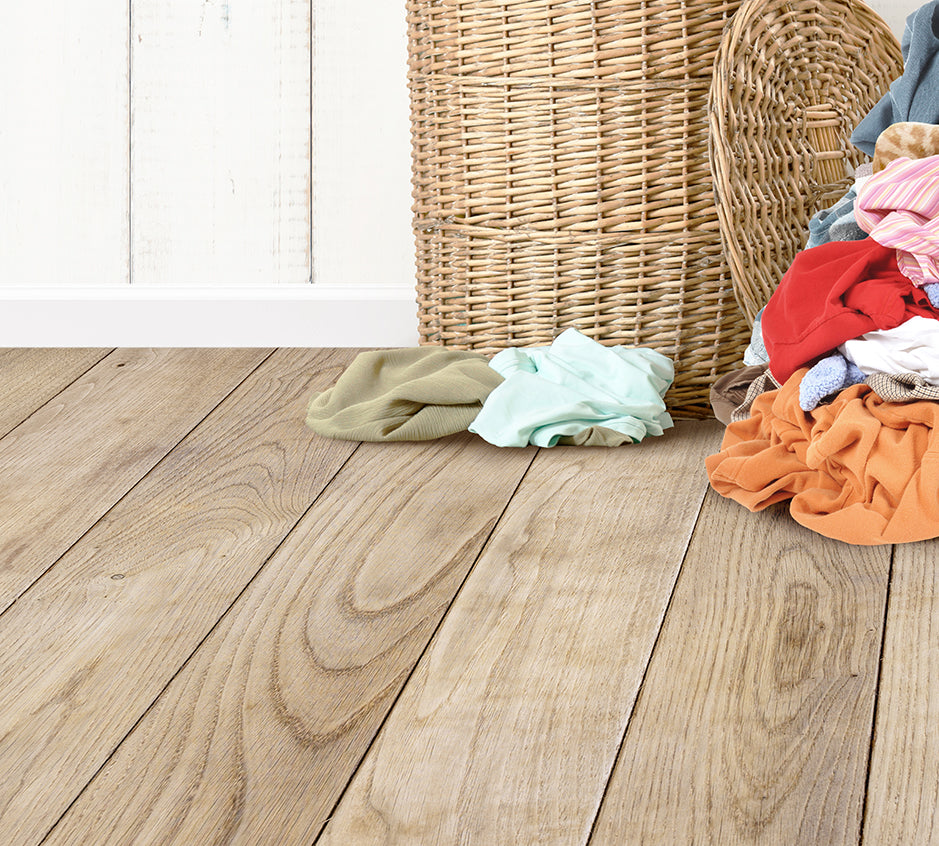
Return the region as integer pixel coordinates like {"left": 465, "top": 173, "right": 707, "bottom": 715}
{"left": 468, "top": 328, "right": 674, "bottom": 447}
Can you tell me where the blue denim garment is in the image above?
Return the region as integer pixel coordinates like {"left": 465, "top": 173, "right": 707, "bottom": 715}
{"left": 806, "top": 185, "right": 868, "bottom": 249}
{"left": 851, "top": 0, "right": 939, "bottom": 156}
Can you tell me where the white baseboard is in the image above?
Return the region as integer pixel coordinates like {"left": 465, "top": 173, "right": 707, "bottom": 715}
{"left": 0, "top": 284, "right": 421, "bottom": 347}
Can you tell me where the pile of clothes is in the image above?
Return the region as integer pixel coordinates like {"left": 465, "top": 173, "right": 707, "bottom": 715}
{"left": 308, "top": 328, "right": 675, "bottom": 449}
{"left": 706, "top": 0, "right": 939, "bottom": 545}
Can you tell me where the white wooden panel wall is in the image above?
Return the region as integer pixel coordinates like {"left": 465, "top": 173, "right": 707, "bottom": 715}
{"left": 132, "top": 0, "right": 312, "bottom": 284}
{"left": 0, "top": 0, "right": 918, "bottom": 344}
{"left": 311, "top": 0, "right": 414, "bottom": 288}
{"left": 0, "top": 1, "right": 129, "bottom": 285}
{"left": 0, "top": 0, "right": 418, "bottom": 344}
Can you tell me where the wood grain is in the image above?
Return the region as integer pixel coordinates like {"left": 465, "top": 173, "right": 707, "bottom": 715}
{"left": 8, "top": 342, "right": 939, "bottom": 846}
{"left": 0, "top": 348, "right": 269, "bottom": 614}
{"left": 0, "top": 1, "right": 128, "bottom": 284}
{"left": 0, "top": 349, "right": 110, "bottom": 437}
{"left": 132, "top": 0, "right": 311, "bottom": 283}
{"left": 318, "top": 421, "right": 722, "bottom": 845}
{"left": 0, "top": 348, "right": 356, "bottom": 846}
{"left": 46, "top": 434, "right": 535, "bottom": 846}
{"left": 862, "top": 542, "right": 939, "bottom": 845}
{"left": 591, "top": 492, "right": 891, "bottom": 845}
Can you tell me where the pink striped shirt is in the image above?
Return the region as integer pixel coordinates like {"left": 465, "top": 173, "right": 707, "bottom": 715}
{"left": 855, "top": 154, "right": 939, "bottom": 288}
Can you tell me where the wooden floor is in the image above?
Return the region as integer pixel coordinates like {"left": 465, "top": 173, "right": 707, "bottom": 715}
{"left": 1, "top": 347, "right": 937, "bottom": 845}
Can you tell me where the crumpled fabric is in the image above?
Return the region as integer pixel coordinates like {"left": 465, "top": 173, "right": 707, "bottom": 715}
{"left": 468, "top": 328, "right": 673, "bottom": 447}
{"left": 798, "top": 353, "right": 866, "bottom": 411}
{"left": 873, "top": 121, "right": 939, "bottom": 172}
{"left": 855, "top": 154, "right": 939, "bottom": 288}
{"left": 851, "top": 0, "right": 939, "bottom": 156}
{"left": 709, "top": 366, "right": 782, "bottom": 425}
{"left": 710, "top": 365, "right": 768, "bottom": 425}
{"left": 867, "top": 370, "right": 939, "bottom": 401}
{"left": 730, "top": 370, "right": 783, "bottom": 423}
{"left": 743, "top": 163, "right": 875, "bottom": 371}
{"left": 840, "top": 315, "right": 939, "bottom": 384}
{"left": 761, "top": 238, "right": 939, "bottom": 385}
{"left": 705, "top": 368, "right": 939, "bottom": 545}
{"left": 743, "top": 308, "right": 769, "bottom": 367}
{"left": 306, "top": 347, "right": 503, "bottom": 441}
{"left": 805, "top": 167, "right": 872, "bottom": 250}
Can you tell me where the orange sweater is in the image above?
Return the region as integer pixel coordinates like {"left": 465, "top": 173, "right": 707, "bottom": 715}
{"left": 706, "top": 368, "right": 939, "bottom": 544}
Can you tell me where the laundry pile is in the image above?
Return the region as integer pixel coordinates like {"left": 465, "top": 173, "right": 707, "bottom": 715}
{"left": 308, "top": 328, "right": 674, "bottom": 448}
{"left": 706, "top": 0, "right": 939, "bottom": 545}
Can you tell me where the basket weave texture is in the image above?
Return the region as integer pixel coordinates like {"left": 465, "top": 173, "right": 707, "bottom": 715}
{"left": 709, "top": 0, "right": 903, "bottom": 326}
{"left": 407, "top": 0, "right": 752, "bottom": 418}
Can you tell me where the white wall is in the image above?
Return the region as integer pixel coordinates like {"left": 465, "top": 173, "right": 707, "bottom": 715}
{"left": 312, "top": 0, "right": 414, "bottom": 289}
{"left": 0, "top": 0, "right": 922, "bottom": 345}
{"left": 0, "top": 1, "right": 129, "bottom": 286}
{"left": 867, "top": 0, "right": 922, "bottom": 37}
{"left": 0, "top": 0, "right": 418, "bottom": 346}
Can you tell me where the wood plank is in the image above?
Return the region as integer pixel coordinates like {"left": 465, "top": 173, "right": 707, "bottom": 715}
{"left": 0, "top": 1, "right": 128, "bottom": 284}
{"left": 132, "top": 0, "right": 311, "bottom": 283}
{"left": 0, "top": 348, "right": 357, "bottom": 846}
{"left": 0, "top": 349, "right": 110, "bottom": 437}
{"left": 318, "top": 421, "right": 722, "bottom": 845}
{"left": 46, "top": 434, "right": 536, "bottom": 846}
{"left": 591, "top": 491, "right": 891, "bottom": 845}
{"left": 0, "top": 348, "right": 269, "bottom": 614}
{"left": 312, "top": 0, "right": 414, "bottom": 287}
{"left": 862, "top": 542, "right": 939, "bottom": 844}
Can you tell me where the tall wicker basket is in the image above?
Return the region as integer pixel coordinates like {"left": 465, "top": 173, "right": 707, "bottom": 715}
{"left": 407, "top": 0, "right": 755, "bottom": 418}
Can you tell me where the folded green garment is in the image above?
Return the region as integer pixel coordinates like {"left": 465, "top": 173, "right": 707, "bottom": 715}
{"left": 306, "top": 347, "right": 503, "bottom": 442}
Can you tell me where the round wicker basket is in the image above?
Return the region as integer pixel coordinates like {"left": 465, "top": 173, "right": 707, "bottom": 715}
{"left": 709, "top": 0, "right": 903, "bottom": 326}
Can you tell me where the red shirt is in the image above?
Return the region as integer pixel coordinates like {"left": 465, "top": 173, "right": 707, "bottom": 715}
{"left": 762, "top": 238, "right": 939, "bottom": 384}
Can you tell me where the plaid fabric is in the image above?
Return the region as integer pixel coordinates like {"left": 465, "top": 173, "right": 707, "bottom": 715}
{"left": 716, "top": 366, "right": 939, "bottom": 425}
{"left": 866, "top": 371, "right": 939, "bottom": 402}
{"left": 730, "top": 370, "right": 782, "bottom": 423}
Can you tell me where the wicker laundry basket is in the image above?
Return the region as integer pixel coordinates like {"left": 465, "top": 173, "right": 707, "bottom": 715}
{"left": 709, "top": 0, "right": 903, "bottom": 326}
{"left": 408, "top": 0, "right": 759, "bottom": 418}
